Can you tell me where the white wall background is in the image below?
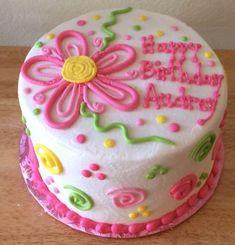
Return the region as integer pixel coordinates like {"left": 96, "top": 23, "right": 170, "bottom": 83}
{"left": 0, "top": 0, "right": 234, "bottom": 49}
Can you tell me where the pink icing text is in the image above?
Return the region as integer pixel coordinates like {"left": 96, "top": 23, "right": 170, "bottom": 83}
{"left": 140, "top": 35, "right": 224, "bottom": 125}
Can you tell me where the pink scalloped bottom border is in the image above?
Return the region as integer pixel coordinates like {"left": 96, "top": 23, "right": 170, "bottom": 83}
{"left": 19, "top": 131, "right": 224, "bottom": 238}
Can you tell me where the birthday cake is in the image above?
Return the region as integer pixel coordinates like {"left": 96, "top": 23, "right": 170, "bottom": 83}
{"left": 18, "top": 7, "right": 227, "bottom": 238}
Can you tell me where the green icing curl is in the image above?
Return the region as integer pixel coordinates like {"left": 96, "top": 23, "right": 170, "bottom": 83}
{"left": 64, "top": 185, "right": 94, "bottom": 211}
{"left": 190, "top": 132, "right": 216, "bottom": 162}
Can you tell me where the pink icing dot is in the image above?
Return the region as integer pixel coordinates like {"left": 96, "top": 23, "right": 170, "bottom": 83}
{"left": 88, "top": 30, "right": 95, "bottom": 36}
{"left": 81, "top": 169, "right": 92, "bottom": 177}
{"left": 135, "top": 118, "right": 145, "bottom": 126}
{"left": 161, "top": 211, "right": 176, "bottom": 225}
{"left": 66, "top": 211, "right": 80, "bottom": 223}
{"left": 111, "top": 224, "right": 128, "bottom": 234}
{"left": 76, "top": 134, "right": 86, "bottom": 144}
{"left": 207, "top": 60, "right": 215, "bottom": 67}
{"left": 146, "top": 220, "right": 161, "bottom": 232}
{"left": 95, "top": 223, "right": 111, "bottom": 233}
{"left": 176, "top": 203, "right": 189, "bottom": 217}
{"left": 53, "top": 187, "right": 60, "bottom": 194}
{"left": 45, "top": 178, "right": 51, "bottom": 185}
{"left": 32, "top": 172, "right": 41, "bottom": 181}
{"left": 55, "top": 203, "right": 67, "bottom": 215}
{"left": 24, "top": 87, "right": 32, "bottom": 94}
{"left": 45, "top": 176, "right": 54, "bottom": 185}
{"left": 171, "top": 25, "right": 179, "bottom": 31}
{"left": 168, "top": 123, "right": 180, "bottom": 132}
{"left": 80, "top": 218, "right": 96, "bottom": 229}
{"left": 46, "top": 193, "right": 56, "bottom": 204}
{"left": 89, "top": 163, "right": 100, "bottom": 171}
{"left": 96, "top": 173, "right": 106, "bottom": 180}
{"left": 197, "top": 119, "right": 204, "bottom": 126}
{"left": 206, "top": 174, "right": 215, "bottom": 187}
{"left": 212, "top": 162, "right": 220, "bottom": 176}
{"left": 124, "top": 34, "right": 132, "bottom": 40}
{"left": 48, "top": 176, "right": 54, "bottom": 183}
{"left": 198, "top": 185, "right": 209, "bottom": 199}
{"left": 187, "top": 193, "right": 198, "bottom": 207}
{"left": 154, "top": 60, "right": 161, "bottom": 66}
{"left": 128, "top": 224, "right": 145, "bottom": 234}
{"left": 77, "top": 20, "right": 86, "bottom": 26}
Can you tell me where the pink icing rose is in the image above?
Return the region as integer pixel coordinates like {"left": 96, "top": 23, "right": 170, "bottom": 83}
{"left": 106, "top": 187, "right": 146, "bottom": 208}
{"left": 169, "top": 174, "right": 197, "bottom": 200}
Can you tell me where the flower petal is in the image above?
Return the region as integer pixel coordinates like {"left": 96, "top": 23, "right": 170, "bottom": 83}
{"left": 33, "top": 79, "right": 64, "bottom": 104}
{"left": 43, "top": 81, "right": 83, "bottom": 129}
{"left": 83, "top": 86, "right": 105, "bottom": 113}
{"left": 55, "top": 30, "right": 89, "bottom": 59}
{"left": 92, "top": 44, "right": 136, "bottom": 75}
{"left": 21, "top": 55, "right": 63, "bottom": 86}
{"left": 87, "top": 77, "right": 139, "bottom": 111}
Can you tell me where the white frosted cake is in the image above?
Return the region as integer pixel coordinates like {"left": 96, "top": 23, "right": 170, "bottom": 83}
{"left": 18, "top": 7, "right": 227, "bottom": 238}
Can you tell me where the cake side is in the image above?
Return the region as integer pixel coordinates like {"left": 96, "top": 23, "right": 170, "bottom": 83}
{"left": 18, "top": 8, "right": 227, "bottom": 226}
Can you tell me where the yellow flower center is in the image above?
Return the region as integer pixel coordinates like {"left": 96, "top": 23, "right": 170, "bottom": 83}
{"left": 61, "top": 56, "right": 97, "bottom": 84}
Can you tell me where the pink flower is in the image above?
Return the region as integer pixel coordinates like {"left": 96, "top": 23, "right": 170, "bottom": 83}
{"left": 21, "top": 30, "right": 139, "bottom": 129}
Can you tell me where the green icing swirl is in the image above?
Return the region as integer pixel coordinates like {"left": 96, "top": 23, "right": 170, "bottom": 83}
{"left": 80, "top": 102, "right": 175, "bottom": 146}
{"left": 101, "top": 7, "right": 132, "bottom": 50}
{"left": 64, "top": 185, "right": 94, "bottom": 211}
{"left": 190, "top": 132, "right": 216, "bottom": 162}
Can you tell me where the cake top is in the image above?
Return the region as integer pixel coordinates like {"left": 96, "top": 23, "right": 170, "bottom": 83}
{"left": 18, "top": 7, "right": 227, "bottom": 161}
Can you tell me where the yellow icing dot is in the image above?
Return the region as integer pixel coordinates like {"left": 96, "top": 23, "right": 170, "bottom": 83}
{"left": 142, "top": 210, "right": 151, "bottom": 217}
{"left": 47, "top": 33, "right": 55, "bottom": 40}
{"left": 155, "top": 115, "right": 167, "bottom": 124}
{"left": 92, "top": 15, "right": 101, "bottom": 21}
{"left": 103, "top": 139, "right": 116, "bottom": 148}
{"left": 138, "top": 15, "right": 148, "bottom": 21}
{"left": 137, "top": 205, "right": 147, "bottom": 212}
{"left": 128, "top": 212, "right": 138, "bottom": 219}
{"left": 155, "top": 31, "right": 165, "bottom": 37}
{"left": 204, "top": 51, "right": 213, "bottom": 59}
{"left": 61, "top": 56, "right": 97, "bottom": 84}
{"left": 34, "top": 144, "right": 63, "bottom": 174}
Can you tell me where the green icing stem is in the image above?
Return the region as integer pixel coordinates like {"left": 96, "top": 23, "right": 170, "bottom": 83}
{"left": 101, "top": 7, "right": 132, "bottom": 50}
{"left": 80, "top": 102, "right": 175, "bottom": 146}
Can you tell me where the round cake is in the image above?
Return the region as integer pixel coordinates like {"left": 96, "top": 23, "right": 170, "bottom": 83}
{"left": 18, "top": 7, "right": 227, "bottom": 238}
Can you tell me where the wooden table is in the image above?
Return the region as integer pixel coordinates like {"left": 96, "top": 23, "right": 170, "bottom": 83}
{"left": 0, "top": 47, "right": 234, "bottom": 245}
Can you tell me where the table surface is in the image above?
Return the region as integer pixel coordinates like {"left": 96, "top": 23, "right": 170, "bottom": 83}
{"left": 0, "top": 47, "right": 234, "bottom": 245}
